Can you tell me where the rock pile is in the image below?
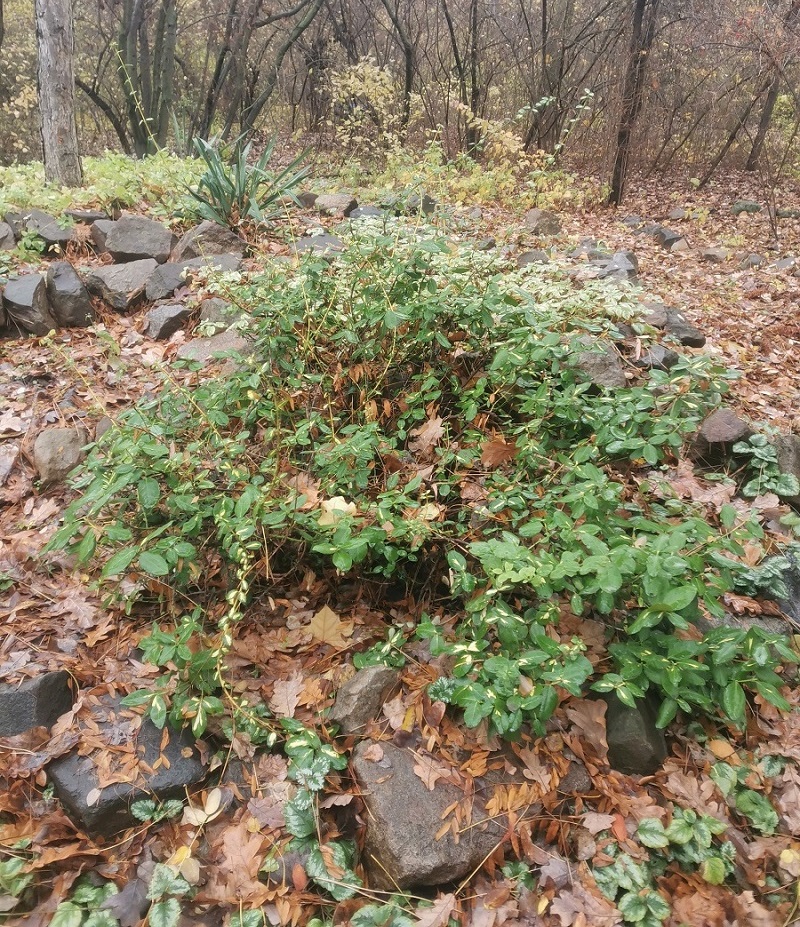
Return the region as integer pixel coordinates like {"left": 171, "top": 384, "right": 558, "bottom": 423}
{"left": 0, "top": 209, "right": 245, "bottom": 341}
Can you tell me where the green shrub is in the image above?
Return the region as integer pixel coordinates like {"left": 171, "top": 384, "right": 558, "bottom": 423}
{"left": 49, "top": 223, "right": 797, "bottom": 738}
{"left": 187, "top": 135, "right": 308, "bottom": 228}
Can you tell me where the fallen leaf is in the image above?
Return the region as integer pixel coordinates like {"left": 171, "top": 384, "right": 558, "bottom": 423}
{"left": 480, "top": 437, "right": 518, "bottom": 468}
{"left": 708, "top": 738, "right": 737, "bottom": 759}
{"left": 581, "top": 812, "right": 616, "bottom": 835}
{"left": 269, "top": 672, "right": 304, "bottom": 719}
{"left": 310, "top": 605, "right": 353, "bottom": 647}
{"left": 361, "top": 743, "right": 385, "bottom": 762}
{"left": 409, "top": 416, "right": 444, "bottom": 455}
{"left": 549, "top": 883, "right": 622, "bottom": 926}
{"left": 413, "top": 752, "right": 455, "bottom": 790}
{"left": 318, "top": 495, "right": 357, "bottom": 526}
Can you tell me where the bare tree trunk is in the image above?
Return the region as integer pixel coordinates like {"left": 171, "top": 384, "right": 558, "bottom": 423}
{"left": 698, "top": 77, "right": 771, "bottom": 188}
{"left": 608, "top": 0, "right": 658, "bottom": 206}
{"left": 378, "top": 0, "right": 414, "bottom": 133}
{"left": 237, "top": 0, "right": 324, "bottom": 137}
{"left": 746, "top": 75, "right": 781, "bottom": 171}
{"left": 35, "top": 0, "right": 82, "bottom": 186}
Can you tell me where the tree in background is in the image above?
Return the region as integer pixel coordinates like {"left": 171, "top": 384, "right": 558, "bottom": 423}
{"left": 34, "top": 0, "right": 82, "bottom": 186}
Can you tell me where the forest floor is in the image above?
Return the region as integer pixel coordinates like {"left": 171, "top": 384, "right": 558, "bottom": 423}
{"left": 2, "top": 162, "right": 800, "bottom": 927}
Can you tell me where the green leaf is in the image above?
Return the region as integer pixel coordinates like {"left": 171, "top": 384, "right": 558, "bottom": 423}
{"left": 50, "top": 903, "right": 84, "bottom": 927}
{"left": 76, "top": 529, "right": 97, "bottom": 563}
{"left": 138, "top": 478, "right": 161, "bottom": 510}
{"left": 284, "top": 800, "right": 316, "bottom": 839}
{"left": 148, "top": 897, "right": 182, "bottom": 927}
{"left": 655, "top": 698, "right": 678, "bottom": 728}
{"left": 722, "top": 681, "right": 746, "bottom": 724}
{"left": 654, "top": 585, "right": 696, "bottom": 613}
{"left": 617, "top": 891, "right": 648, "bottom": 921}
{"left": 147, "top": 864, "right": 191, "bottom": 901}
{"left": 149, "top": 694, "right": 168, "bottom": 729}
{"left": 101, "top": 546, "right": 139, "bottom": 578}
{"left": 700, "top": 857, "right": 727, "bottom": 885}
{"left": 637, "top": 818, "right": 669, "bottom": 849}
{"left": 84, "top": 913, "right": 120, "bottom": 927}
{"left": 139, "top": 551, "right": 170, "bottom": 577}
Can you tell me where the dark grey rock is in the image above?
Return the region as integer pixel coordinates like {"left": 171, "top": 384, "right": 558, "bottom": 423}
{"left": 517, "top": 249, "right": 549, "bottom": 267}
{"left": 315, "top": 194, "right": 357, "bottom": 217}
{"left": 46, "top": 262, "right": 94, "bottom": 328}
{"left": 145, "top": 253, "right": 242, "bottom": 301}
{"left": 732, "top": 200, "right": 762, "bottom": 215}
{"left": 293, "top": 233, "right": 345, "bottom": 255}
{"left": 95, "top": 417, "right": 114, "bottom": 441}
{"left": 3, "top": 273, "right": 56, "bottom": 335}
{"left": 633, "top": 344, "right": 680, "bottom": 372}
{"left": 587, "top": 250, "right": 639, "bottom": 282}
{"left": 9, "top": 208, "right": 74, "bottom": 250}
{"left": 610, "top": 250, "right": 638, "bottom": 276}
{"left": 0, "top": 671, "right": 75, "bottom": 737}
{"left": 406, "top": 193, "right": 436, "bottom": 215}
{"left": 777, "top": 207, "right": 800, "bottom": 220}
{"left": 775, "top": 257, "right": 797, "bottom": 272}
{"left": 775, "top": 434, "right": 800, "bottom": 506}
{"left": 557, "top": 750, "right": 592, "bottom": 794}
{"left": 0, "top": 221, "right": 16, "bottom": 250}
{"left": 199, "top": 297, "right": 242, "bottom": 327}
{"left": 104, "top": 215, "right": 176, "bottom": 263}
{"left": 524, "top": 208, "right": 562, "bottom": 236}
{"left": 34, "top": 426, "right": 88, "bottom": 485}
{"left": 668, "top": 207, "right": 687, "bottom": 220}
{"left": 571, "top": 239, "right": 611, "bottom": 260}
{"left": 176, "top": 331, "right": 249, "bottom": 364}
{"left": 171, "top": 220, "right": 246, "bottom": 262}
{"left": 643, "top": 302, "right": 706, "bottom": 348}
{"left": 353, "top": 741, "right": 505, "bottom": 888}
{"left": 3, "top": 210, "right": 25, "bottom": 238}
{"left": 295, "top": 191, "right": 318, "bottom": 209}
{"left": 574, "top": 339, "right": 627, "bottom": 389}
{"left": 349, "top": 206, "right": 385, "bottom": 220}
{"left": 85, "top": 259, "right": 158, "bottom": 311}
{"left": 329, "top": 666, "right": 401, "bottom": 735}
{"left": 603, "top": 693, "right": 667, "bottom": 776}
{"left": 691, "top": 408, "right": 754, "bottom": 463}
{"left": 700, "top": 247, "right": 728, "bottom": 264}
{"left": 47, "top": 698, "right": 206, "bottom": 837}
{"left": 65, "top": 208, "right": 109, "bottom": 224}
{"left": 777, "top": 554, "right": 800, "bottom": 622}
{"left": 649, "top": 225, "right": 683, "bottom": 250}
{"left": 90, "top": 219, "right": 116, "bottom": 253}
{"left": 144, "top": 304, "right": 192, "bottom": 340}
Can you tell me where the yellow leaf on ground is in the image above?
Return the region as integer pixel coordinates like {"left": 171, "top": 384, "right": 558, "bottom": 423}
{"left": 310, "top": 605, "right": 354, "bottom": 647}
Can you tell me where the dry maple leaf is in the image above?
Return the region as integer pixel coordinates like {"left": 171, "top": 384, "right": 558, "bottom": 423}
{"left": 310, "top": 605, "right": 353, "bottom": 647}
{"left": 269, "top": 672, "right": 304, "bottom": 719}
{"left": 408, "top": 416, "right": 444, "bottom": 455}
